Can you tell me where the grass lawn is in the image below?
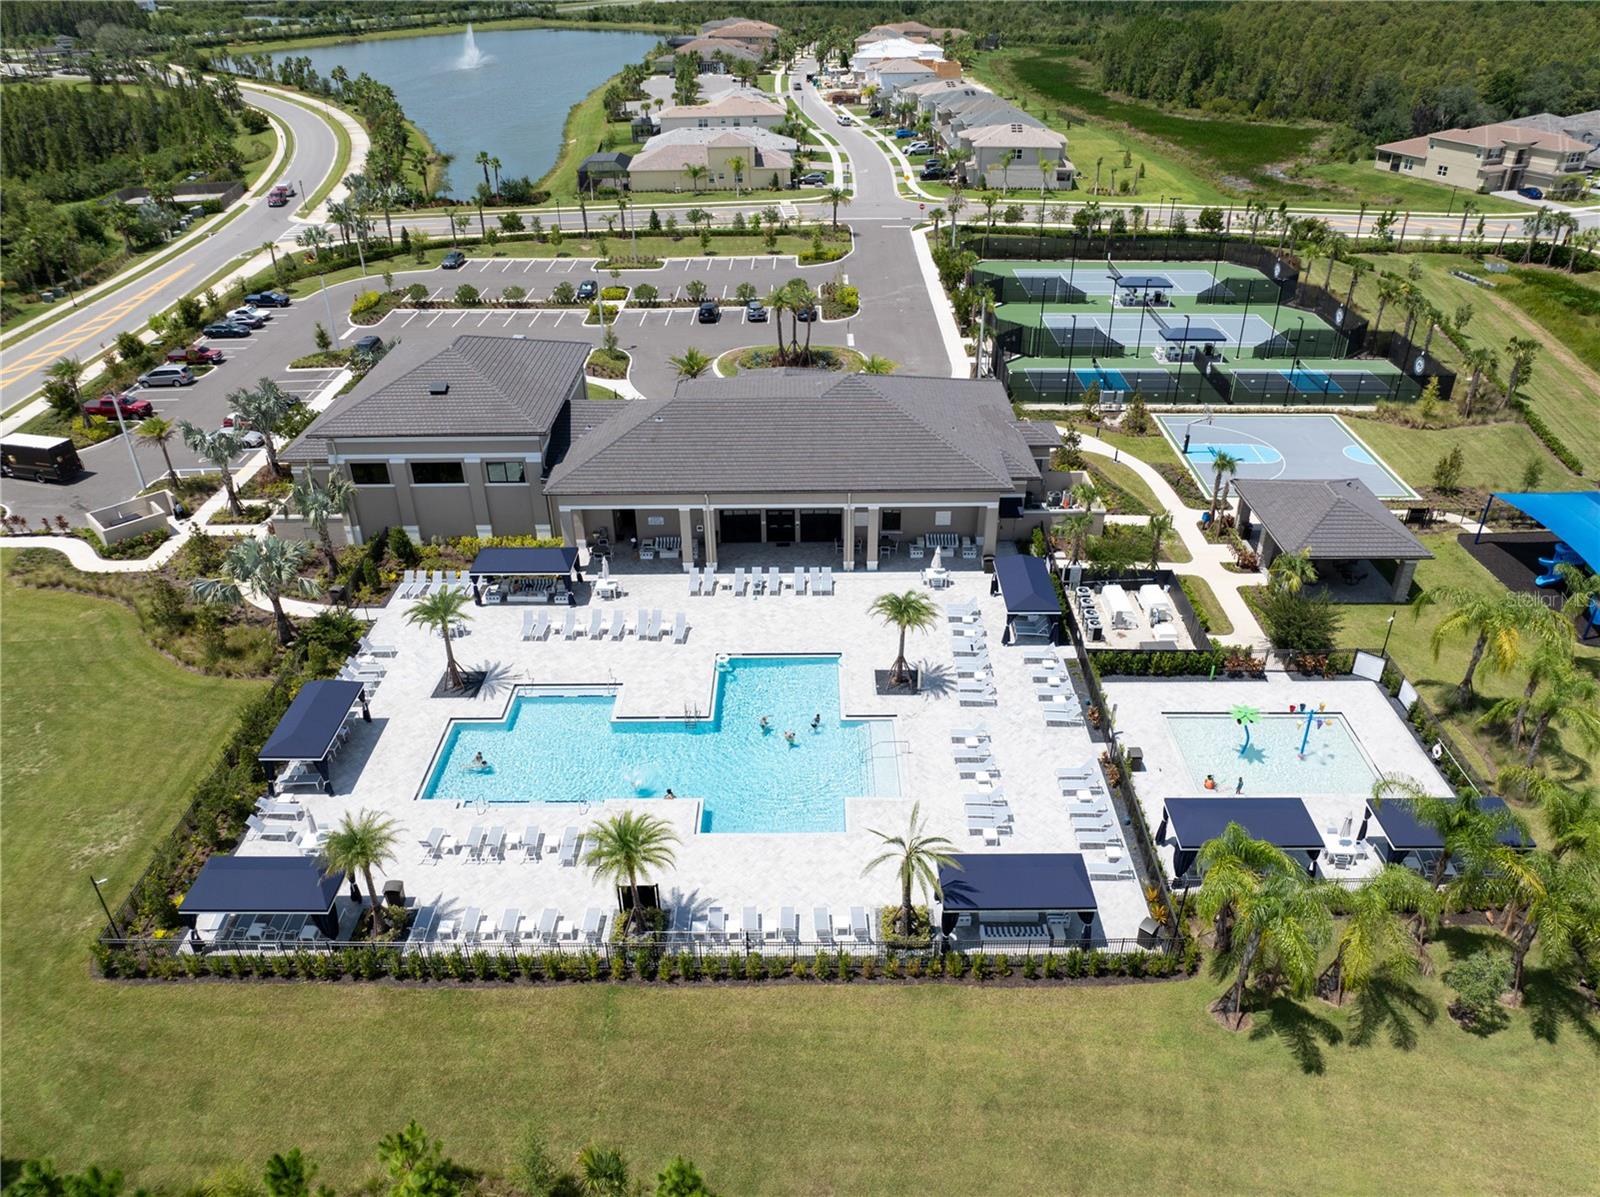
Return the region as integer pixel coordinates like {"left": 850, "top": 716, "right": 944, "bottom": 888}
{"left": 1326, "top": 253, "right": 1600, "bottom": 477}
{"left": 1295, "top": 160, "right": 1529, "bottom": 215}
{"left": 3, "top": 559, "right": 1597, "bottom": 1189}
{"left": 537, "top": 83, "right": 625, "bottom": 201}
{"left": 1332, "top": 532, "right": 1600, "bottom": 787}
{"left": 1177, "top": 574, "right": 1235, "bottom": 637}
{"left": 1343, "top": 417, "right": 1586, "bottom": 498}
{"left": 1083, "top": 449, "right": 1159, "bottom": 515}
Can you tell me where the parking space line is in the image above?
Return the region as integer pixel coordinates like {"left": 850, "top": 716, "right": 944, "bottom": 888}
{"left": 847, "top": 332, "right": 856, "bottom": 347}
{"left": 636, "top": 312, "right": 647, "bottom": 326}
{"left": 556, "top": 311, "right": 569, "bottom": 324}
{"left": 452, "top": 312, "right": 467, "bottom": 326}
{"left": 522, "top": 260, "right": 535, "bottom": 272}
{"left": 500, "top": 260, "right": 513, "bottom": 271}
{"left": 477, "top": 313, "right": 491, "bottom": 325}
{"left": 502, "top": 313, "right": 515, "bottom": 325}
{"left": 720, "top": 285, "right": 728, "bottom": 298}
{"left": 426, "top": 312, "right": 444, "bottom": 326}
{"left": 429, "top": 287, "right": 445, "bottom": 299}
{"left": 401, "top": 311, "right": 419, "bottom": 327}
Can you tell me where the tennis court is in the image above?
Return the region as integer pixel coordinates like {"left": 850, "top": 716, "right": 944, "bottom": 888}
{"left": 1224, "top": 363, "right": 1410, "bottom": 401}
{"left": 1039, "top": 310, "right": 1281, "bottom": 353}
{"left": 1155, "top": 412, "right": 1417, "bottom": 499}
{"left": 1015, "top": 265, "right": 1223, "bottom": 299}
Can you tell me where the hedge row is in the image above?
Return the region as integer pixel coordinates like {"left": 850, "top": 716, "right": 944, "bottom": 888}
{"left": 1511, "top": 397, "right": 1584, "bottom": 475}
{"left": 96, "top": 941, "right": 1199, "bottom": 983}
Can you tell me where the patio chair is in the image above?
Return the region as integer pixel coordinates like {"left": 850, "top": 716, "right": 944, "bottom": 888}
{"left": 487, "top": 825, "right": 506, "bottom": 861}
{"left": 734, "top": 567, "right": 750, "bottom": 596}
{"left": 639, "top": 539, "right": 657, "bottom": 561}
{"left": 813, "top": 906, "right": 834, "bottom": 944}
{"left": 671, "top": 612, "right": 689, "bottom": 644}
{"left": 741, "top": 905, "right": 761, "bottom": 944}
{"left": 588, "top": 609, "right": 606, "bottom": 639}
{"left": 950, "top": 727, "right": 990, "bottom": 747}
{"left": 649, "top": 608, "right": 665, "bottom": 640}
{"left": 961, "top": 537, "right": 978, "bottom": 560}
{"left": 398, "top": 569, "right": 418, "bottom": 598}
{"left": 956, "top": 659, "right": 992, "bottom": 680}
{"left": 1044, "top": 706, "right": 1084, "bottom": 727}
{"left": 358, "top": 636, "right": 399, "bottom": 658}
{"left": 952, "top": 637, "right": 987, "bottom": 658}
{"left": 420, "top": 827, "right": 447, "bottom": 864}
{"left": 464, "top": 824, "right": 486, "bottom": 862}
{"left": 461, "top": 907, "right": 483, "bottom": 946}
{"left": 521, "top": 826, "right": 543, "bottom": 861}
{"left": 816, "top": 567, "right": 835, "bottom": 596}
{"left": 851, "top": 906, "right": 871, "bottom": 943}
{"left": 636, "top": 608, "right": 649, "bottom": 639}
{"left": 701, "top": 569, "right": 717, "bottom": 595}
{"left": 952, "top": 742, "right": 993, "bottom": 762}
{"left": 791, "top": 566, "right": 807, "bottom": 595}
{"left": 581, "top": 907, "right": 605, "bottom": 943}
{"left": 561, "top": 610, "right": 579, "bottom": 640}
{"left": 957, "top": 687, "right": 998, "bottom": 707}
{"left": 610, "top": 612, "right": 628, "bottom": 640}
{"left": 946, "top": 599, "right": 979, "bottom": 623}
{"left": 501, "top": 908, "right": 523, "bottom": 943}
{"left": 537, "top": 907, "right": 560, "bottom": 944}
{"left": 559, "top": 826, "right": 582, "bottom": 866}
{"left": 767, "top": 566, "right": 783, "bottom": 594}
{"left": 521, "top": 610, "right": 537, "bottom": 641}
{"left": 908, "top": 540, "right": 925, "bottom": 560}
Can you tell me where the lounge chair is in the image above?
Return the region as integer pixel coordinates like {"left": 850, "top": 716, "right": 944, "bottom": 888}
{"left": 734, "top": 567, "right": 750, "bottom": 596}
{"left": 952, "top": 743, "right": 992, "bottom": 762}
{"left": 946, "top": 599, "right": 979, "bottom": 622}
{"left": 358, "top": 636, "right": 399, "bottom": 658}
{"left": 610, "top": 612, "right": 628, "bottom": 640}
{"left": 420, "top": 826, "right": 447, "bottom": 864}
{"left": 461, "top": 906, "right": 483, "bottom": 945}
{"left": 581, "top": 907, "right": 605, "bottom": 943}
{"left": 850, "top": 906, "right": 870, "bottom": 943}
{"left": 701, "top": 569, "right": 716, "bottom": 595}
{"left": 521, "top": 825, "right": 542, "bottom": 861}
{"left": 957, "top": 686, "right": 997, "bottom": 707}
{"left": 559, "top": 826, "right": 581, "bottom": 866}
{"left": 1044, "top": 706, "right": 1084, "bottom": 727}
{"left": 398, "top": 569, "right": 418, "bottom": 598}
{"left": 588, "top": 609, "right": 606, "bottom": 638}
{"left": 537, "top": 907, "right": 560, "bottom": 943}
{"left": 950, "top": 726, "right": 990, "bottom": 746}
{"left": 463, "top": 824, "right": 486, "bottom": 861}
{"left": 636, "top": 608, "right": 649, "bottom": 639}
{"left": 521, "top": 610, "right": 537, "bottom": 641}
{"left": 813, "top": 906, "right": 834, "bottom": 944}
{"left": 688, "top": 569, "right": 703, "bottom": 597}
{"left": 952, "top": 638, "right": 987, "bottom": 658}
{"left": 672, "top": 611, "right": 689, "bottom": 643}
{"left": 768, "top": 566, "right": 783, "bottom": 594}
{"left": 561, "top": 610, "right": 578, "bottom": 640}
{"left": 486, "top": 825, "right": 506, "bottom": 861}
{"left": 500, "top": 907, "right": 523, "bottom": 943}
{"left": 778, "top": 905, "right": 798, "bottom": 943}
{"left": 740, "top": 905, "right": 761, "bottom": 943}
{"left": 649, "top": 608, "right": 664, "bottom": 640}
{"left": 816, "top": 566, "right": 834, "bottom": 595}
{"left": 791, "top": 566, "right": 807, "bottom": 595}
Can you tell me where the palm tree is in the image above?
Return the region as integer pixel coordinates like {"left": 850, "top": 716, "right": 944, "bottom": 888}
{"left": 1052, "top": 511, "right": 1093, "bottom": 563}
{"left": 1315, "top": 865, "right": 1437, "bottom": 1003}
{"left": 289, "top": 470, "right": 357, "bottom": 576}
{"left": 766, "top": 282, "right": 791, "bottom": 365}
{"left": 474, "top": 150, "right": 492, "bottom": 193}
{"left": 1504, "top": 336, "right": 1540, "bottom": 403}
{"left": 178, "top": 422, "right": 245, "bottom": 516}
{"left": 1146, "top": 512, "right": 1174, "bottom": 568}
{"left": 575, "top": 1144, "right": 630, "bottom": 1197}
{"left": 229, "top": 378, "right": 294, "bottom": 477}
{"left": 861, "top": 354, "right": 895, "bottom": 375}
{"left": 406, "top": 588, "right": 472, "bottom": 689}
{"left": 668, "top": 347, "right": 712, "bottom": 379}
{"left": 868, "top": 589, "right": 938, "bottom": 686}
{"left": 928, "top": 206, "right": 945, "bottom": 237}
{"left": 726, "top": 154, "right": 746, "bottom": 196}
{"left": 862, "top": 801, "right": 959, "bottom": 939}
{"left": 1502, "top": 656, "right": 1600, "bottom": 766}
{"left": 1207, "top": 450, "right": 1239, "bottom": 521}
{"left": 1268, "top": 549, "right": 1317, "bottom": 595}
{"left": 1370, "top": 774, "right": 1526, "bottom": 919}
{"left": 46, "top": 356, "right": 85, "bottom": 408}
{"left": 684, "top": 163, "right": 707, "bottom": 194}
{"left": 583, "top": 811, "right": 679, "bottom": 935}
{"left": 1480, "top": 608, "right": 1573, "bottom": 750}
{"left": 945, "top": 191, "right": 966, "bottom": 249}
{"left": 1414, "top": 586, "right": 1550, "bottom": 704}
{"left": 191, "top": 535, "right": 322, "bottom": 645}
{"left": 1456, "top": 197, "right": 1478, "bottom": 244}
{"left": 1219, "top": 870, "right": 1334, "bottom": 1026}
{"left": 136, "top": 416, "right": 180, "bottom": 485}
{"left": 1459, "top": 346, "right": 1497, "bottom": 416}
{"left": 789, "top": 279, "right": 819, "bottom": 364}
{"left": 1193, "top": 823, "right": 1299, "bottom": 954}
{"left": 323, "top": 810, "right": 401, "bottom": 934}
{"left": 489, "top": 155, "right": 502, "bottom": 196}
{"left": 1371, "top": 272, "right": 1403, "bottom": 334}
{"left": 1494, "top": 849, "right": 1594, "bottom": 999}
{"left": 824, "top": 186, "right": 849, "bottom": 230}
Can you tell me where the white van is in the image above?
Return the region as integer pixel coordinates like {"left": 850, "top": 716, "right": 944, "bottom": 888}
{"left": 137, "top": 364, "right": 196, "bottom": 388}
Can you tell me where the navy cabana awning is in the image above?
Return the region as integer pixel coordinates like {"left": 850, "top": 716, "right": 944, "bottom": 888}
{"left": 1160, "top": 797, "right": 1323, "bottom": 878}
{"left": 1159, "top": 323, "right": 1227, "bottom": 342}
{"left": 1361, "top": 797, "right": 1532, "bottom": 861}
{"left": 259, "top": 679, "right": 365, "bottom": 764}
{"left": 1483, "top": 490, "right": 1600, "bottom": 572}
{"left": 993, "top": 554, "right": 1059, "bottom": 616}
{"left": 180, "top": 856, "right": 344, "bottom": 915}
{"left": 468, "top": 546, "right": 579, "bottom": 577}
{"left": 938, "top": 853, "right": 1096, "bottom": 914}
{"left": 1116, "top": 274, "right": 1172, "bottom": 289}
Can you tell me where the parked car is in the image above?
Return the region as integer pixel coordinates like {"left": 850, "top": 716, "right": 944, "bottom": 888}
{"left": 245, "top": 290, "right": 292, "bottom": 307}
{"left": 201, "top": 321, "right": 252, "bottom": 339}
{"left": 795, "top": 305, "right": 818, "bottom": 323}
{"left": 793, "top": 81, "right": 802, "bottom": 91}
{"left": 922, "top": 164, "right": 949, "bottom": 180}
{"left": 894, "top": 128, "right": 915, "bottom": 139}
{"left": 166, "top": 344, "right": 226, "bottom": 365}
{"left": 441, "top": 250, "right": 467, "bottom": 269}
{"left": 352, "top": 334, "right": 385, "bottom": 357}
{"left": 836, "top": 114, "right": 853, "bottom": 126}
{"left": 576, "top": 279, "right": 598, "bottom": 301}
{"left": 798, "top": 171, "right": 828, "bottom": 187}
{"left": 226, "top": 306, "right": 268, "bottom": 328}
{"left": 697, "top": 301, "right": 721, "bottom": 323}
{"left": 907, "top": 141, "right": 932, "bottom": 155}
{"left": 746, "top": 300, "right": 768, "bottom": 322}
{"left": 136, "top": 363, "right": 197, "bottom": 387}
{"left": 1517, "top": 186, "right": 1543, "bottom": 200}
{"left": 83, "top": 391, "right": 154, "bottom": 420}
{"left": 233, "top": 428, "right": 267, "bottom": 448}
{"left": 1, "top": 433, "right": 83, "bottom": 483}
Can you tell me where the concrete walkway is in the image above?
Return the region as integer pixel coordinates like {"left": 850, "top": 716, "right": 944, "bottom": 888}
{"left": 1075, "top": 431, "right": 1269, "bottom": 648}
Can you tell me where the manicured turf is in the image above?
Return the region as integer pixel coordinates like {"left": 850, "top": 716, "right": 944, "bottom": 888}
{"left": 1326, "top": 253, "right": 1600, "bottom": 477}
{"left": 1342, "top": 418, "right": 1585, "bottom": 498}
{"left": 1177, "top": 574, "right": 1234, "bottom": 637}
{"left": 3, "top": 558, "right": 1597, "bottom": 1190}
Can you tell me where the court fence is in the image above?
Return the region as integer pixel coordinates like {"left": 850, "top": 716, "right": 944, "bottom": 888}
{"left": 1295, "top": 281, "right": 1371, "bottom": 356}
{"left": 996, "top": 355, "right": 1215, "bottom": 405}
{"left": 1366, "top": 329, "right": 1458, "bottom": 403}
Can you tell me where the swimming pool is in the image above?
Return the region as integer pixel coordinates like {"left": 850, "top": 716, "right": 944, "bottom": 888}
{"left": 1164, "top": 712, "right": 1379, "bottom": 796}
{"left": 421, "top": 655, "right": 898, "bottom": 833}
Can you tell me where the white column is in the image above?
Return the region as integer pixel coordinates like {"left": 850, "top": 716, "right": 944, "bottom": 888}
{"left": 702, "top": 505, "right": 718, "bottom": 571}
{"left": 981, "top": 503, "right": 999, "bottom": 555}
{"left": 678, "top": 506, "right": 695, "bottom": 571}
{"left": 865, "top": 505, "right": 881, "bottom": 571}
{"left": 842, "top": 505, "right": 856, "bottom": 570}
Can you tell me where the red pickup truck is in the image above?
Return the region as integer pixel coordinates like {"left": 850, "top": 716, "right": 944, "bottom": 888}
{"left": 83, "top": 392, "right": 154, "bottom": 420}
{"left": 166, "top": 344, "right": 226, "bottom": 365}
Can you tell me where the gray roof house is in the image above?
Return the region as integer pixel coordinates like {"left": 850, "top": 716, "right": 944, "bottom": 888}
{"left": 1506, "top": 110, "right": 1600, "bottom": 169}
{"left": 1231, "top": 477, "right": 1433, "bottom": 602}
{"left": 282, "top": 336, "right": 601, "bottom": 544}
{"left": 543, "top": 371, "right": 1059, "bottom": 571}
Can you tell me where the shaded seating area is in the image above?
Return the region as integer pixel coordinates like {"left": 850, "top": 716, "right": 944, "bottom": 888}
{"left": 1359, "top": 797, "right": 1533, "bottom": 876}
{"left": 259, "top": 680, "right": 369, "bottom": 796}
{"left": 935, "top": 852, "right": 1097, "bottom": 947}
{"left": 990, "top": 554, "right": 1061, "bottom": 644}
{"left": 1158, "top": 797, "right": 1324, "bottom": 882}
{"left": 468, "top": 546, "right": 581, "bottom": 605}
{"left": 179, "top": 856, "right": 345, "bottom": 948}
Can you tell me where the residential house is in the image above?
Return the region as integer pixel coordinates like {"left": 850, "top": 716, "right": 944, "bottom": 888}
{"left": 656, "top": 91, "right": 786, "bottom": 133}
{"left": 1374, "top": 121, "right": 1591, "bottom": 192}
{"left": 279, "top": 336, "right": 601, "bottom": 544}
{"left": 857, "top": 21, "right": 969, "bottom": 46}
{"left": 958, "top": 123, "right": 1074, "bottom": 190}
{"left": 938, "top": 95, "right": 1042, "bottom": 146}
{"left": 866, "top": 58, "right": 962, "bottom": 106}
{"left": 698, "top": 17, "right": 782, "bottom": 51}
{"left": 657, "top": 38, "right": 764, "bottom": 74}
{"left": 1506, "top": 111, "right": 1600, "bottom": 171}
{"left": 850, "top": 37, "right": 946, "bottom": 74}
{"left": 628, "top": 127, "right": 796, "bottom": 193}
{"left": 543, "top": 371, "right": 1061, "bottom": 571}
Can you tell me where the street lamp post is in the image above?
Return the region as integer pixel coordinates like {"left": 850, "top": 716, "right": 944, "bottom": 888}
{"left": 1381, "top": 613, "right": 1396, "bottom": 659}
{"left": 91, "top": 874, "right": 122, "bottom": 939}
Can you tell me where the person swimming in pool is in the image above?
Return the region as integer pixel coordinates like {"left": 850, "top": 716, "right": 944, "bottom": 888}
{"left": 784, "top": 730, "right": 797, "bottom": 745}
{"left": 811, "top": 713, "right": 822, "bottom": 730}
{"left": 664, "top": 788, "right": 676, "bottom": 801}
{"left": 1203, "top": 773, "right": 1217, "bottom": 790}
{"left": 759, "top": 716, "right": 771, "bottom": 733}
{"left": 469, "top": 752, "right": 491, "bottom": 772}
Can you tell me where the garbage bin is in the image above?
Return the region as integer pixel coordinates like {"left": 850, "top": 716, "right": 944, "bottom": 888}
{"left": 982, "top": 554, "right": 996, "bottom": 574}
{"left": 328, "top": 583, "right": 349, "bottom": 605}
{"left": 383, "top": 880, "right": 405, "bottom": 909}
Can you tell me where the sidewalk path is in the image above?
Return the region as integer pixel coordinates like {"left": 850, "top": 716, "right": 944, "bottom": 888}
{"left": 1076, "top": 431, "right": 1269, "bottom": 648}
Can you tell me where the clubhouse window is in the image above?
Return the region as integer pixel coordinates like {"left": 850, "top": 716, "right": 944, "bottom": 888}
{"left": 348, "top": 462, "right": 390, "bottom": 486}
{"left": 881, "top": 509, "right": 903, "bottom": 533}
{"left": 411, "top": 461, "right": 465, "bottom": 486}
{"left": 485, "top": 461, "right": 526, "bottom": 485}
{"left": 1436, "top": 164, "right": 1449, "bottom": 176}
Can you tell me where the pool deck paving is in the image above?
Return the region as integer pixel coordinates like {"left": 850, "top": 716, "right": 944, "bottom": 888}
{"left": 1102, "top": 675, "right": 1454, "bottom": 885}
{"left": 248, "top": 561, "right": 1149, "bottom": 946}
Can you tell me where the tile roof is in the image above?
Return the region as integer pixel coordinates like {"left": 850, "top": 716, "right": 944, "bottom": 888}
{"left": 1231, "top": 478, "right": 1432, "bottom": 561}
{"left": 296, "top": 336, "right": 590, "bottom": 442}
{"left": 545, "top": 371, "right": 1041, "bottom": 497}
{"left": 1432, "top": 121, "right": 1589, "bottom": 154}
{"left": 961, "top": 121, "right": 1063, "bottom": 149}
{"left": 672, "top": 38, "right": 763, "bottom": 62}
{"left": 1375, "top": 134, "right": 1430, "bottom": 157}
{"left": 657, "top": 92, "right": 784, "bottom": 121}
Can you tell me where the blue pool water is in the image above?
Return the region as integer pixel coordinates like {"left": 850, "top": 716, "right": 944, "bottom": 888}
{"left": 1164, "top": 712, "right": 1378, "bottom": 796}
{"left": 421, "top": 656, "right": 896, "bottom": 833}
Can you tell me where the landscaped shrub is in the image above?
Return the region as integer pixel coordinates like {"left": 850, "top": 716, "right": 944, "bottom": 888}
{"left": 349, "top": 289, "right": 382, "bottom": 316}
{"left": 1446, "top": 945, "right": 1513, "bottom": 1031}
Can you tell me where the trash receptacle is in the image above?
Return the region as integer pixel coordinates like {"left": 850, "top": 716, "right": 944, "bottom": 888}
{"left": 982, "top": 554, "right": 996, "bottom": 574}
{"left": 383, "top": 880, "right": 405, "bottom": 909}
{"left": 328, "top": 583, "right": 349, "bottom": 605}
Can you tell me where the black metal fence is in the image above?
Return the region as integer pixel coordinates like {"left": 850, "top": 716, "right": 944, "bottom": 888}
{"left": 1294, "top": 280, "right": 1371, "bottom": 355}
{"left": 1367, "top": 329, "right": 1458, "bottom": 402}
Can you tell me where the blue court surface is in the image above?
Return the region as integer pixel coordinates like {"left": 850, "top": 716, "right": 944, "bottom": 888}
{"left": 1283, "top": 368, "right": 1344, "bottom": 394}
{"left": 1156, "top": 413, "right": 1416, "bottom": 500}
{"left": 1075, "top": 366, "right": 1130, "bottom": 391}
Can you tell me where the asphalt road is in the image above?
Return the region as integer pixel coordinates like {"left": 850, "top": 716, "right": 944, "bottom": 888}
{"left": 0, "top": 87, "right": 339, "bottom": 407}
